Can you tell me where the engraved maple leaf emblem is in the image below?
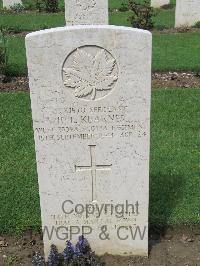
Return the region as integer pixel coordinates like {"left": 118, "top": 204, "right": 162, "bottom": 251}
{"left": 63, "top": 49, "right": 118, "bottom": 100}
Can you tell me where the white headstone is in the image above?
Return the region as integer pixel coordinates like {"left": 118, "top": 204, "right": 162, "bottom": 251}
{"left": 175, "top": 0, "right": 200, "bottom": 27}
{"left": 3, "top": 0, "right": 22, "bottom": 9}
{"left": 65, "top": 0, "right": 108, "bottom": 25}
{"left": 151, "top": 0, "right": 170, "bottom": 8}
{"left": 26, "top": 0, "right": 151, "bottom": 260}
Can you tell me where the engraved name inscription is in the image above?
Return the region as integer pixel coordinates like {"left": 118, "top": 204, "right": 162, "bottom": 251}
{"left": 34, "top": 105, "right": 147, "bottom": 142}
{"left": 35, "top": 105, "right": 146, "bottom": 142}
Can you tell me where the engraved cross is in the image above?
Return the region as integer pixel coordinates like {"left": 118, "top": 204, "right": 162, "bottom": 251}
{"left": 75, "top": 145, "right": 112, "bottom": 202}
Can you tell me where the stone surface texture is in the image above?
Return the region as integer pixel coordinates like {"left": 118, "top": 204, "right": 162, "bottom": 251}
{"left": 26, "top": 25, "right": 151, "bottom": 259}
{"left": 3, "top": 0, "right": 22, "bottom": 8}
{"left": 65, "top": 0, "right": 108, "bottom": 25}
{"left": 151, "top": 0, "right": 170, "bottom": 8}
{"left": 175, "top": 0, "right": 200, "bottom": 27}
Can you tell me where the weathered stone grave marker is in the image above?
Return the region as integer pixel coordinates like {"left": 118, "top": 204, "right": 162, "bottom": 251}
{"left": 26, "top": 0, "right": 151, "bottom": 260}
{"left": 175, "top": 0, "right": 200, "bottom": 27}
{"left": 3, "top": 0, "right": 22, "bottom": 9}
{"left": 151, "top": 0, "right": 170, "bottom": 8}
{"left": 65, "top": 0, "right": 108, "bottom": 25}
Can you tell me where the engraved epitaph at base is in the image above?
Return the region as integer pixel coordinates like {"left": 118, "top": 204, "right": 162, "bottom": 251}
{"left": 26, "top": 25, "right": 151, "bottom": 259}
